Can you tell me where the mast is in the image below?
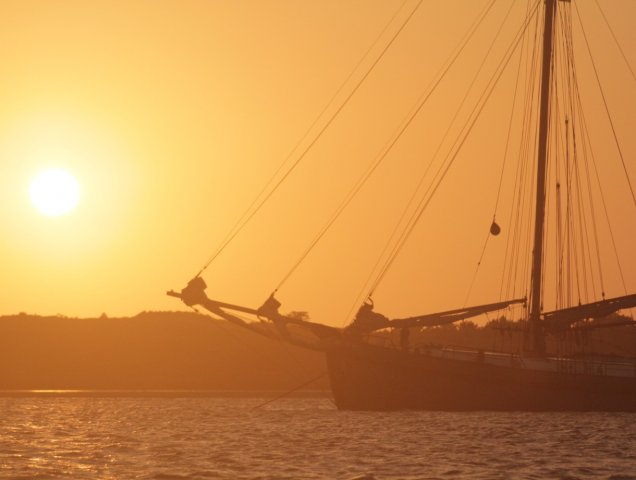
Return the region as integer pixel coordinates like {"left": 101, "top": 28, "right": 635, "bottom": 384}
{"left": 529, "top": 0, "right": 557, "bottom": 355}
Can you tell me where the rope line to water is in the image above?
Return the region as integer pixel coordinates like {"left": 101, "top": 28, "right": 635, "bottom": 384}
{"left": 252, "top": 372, "right": 328, "bottom": 410}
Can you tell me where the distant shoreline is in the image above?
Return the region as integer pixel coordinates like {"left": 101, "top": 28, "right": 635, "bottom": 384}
{"left": 0, "top": 389, "right": 331, "bottom": 398}
{"left": 0, "top": 311, "right": 329, "bottom": 391}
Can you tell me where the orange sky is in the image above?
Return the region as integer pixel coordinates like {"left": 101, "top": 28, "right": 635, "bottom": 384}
{"left": 1, "top": 0, "right": 636, "bottom": 325}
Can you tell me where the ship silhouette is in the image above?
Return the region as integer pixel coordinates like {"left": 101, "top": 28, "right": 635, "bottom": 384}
{"left": 169, "top": 0, "right": 636, "bottom": 410}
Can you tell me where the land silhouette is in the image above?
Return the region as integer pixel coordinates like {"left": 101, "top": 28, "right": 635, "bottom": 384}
{"left": 0, "top": 311, "right": 326, "bottom": 391}
{"left": 1, "top": 311, "right": 634, "bottom": 391}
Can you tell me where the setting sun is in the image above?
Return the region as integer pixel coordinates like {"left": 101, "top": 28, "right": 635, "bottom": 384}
{"left": 29, "top": 168, "right": 80, "bottom": 217}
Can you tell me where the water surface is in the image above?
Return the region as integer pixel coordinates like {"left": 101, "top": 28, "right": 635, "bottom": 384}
{"left": 1, "top": 395, "right": 635, "bottom": 479}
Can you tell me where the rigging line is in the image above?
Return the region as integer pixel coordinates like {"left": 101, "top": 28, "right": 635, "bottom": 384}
{"left": 194, "top": 0, "right": 424, "bottom": 279}
{"left": 565, "top": 149, "right": 572, "bottom": 307}
{"left": 226, "top": 313, "right": 323, "bottom": 382}
{"left": 580, "top": 125, "right": 607, "bottom": 299}
{"left": 559, "top": 6, "right": 575, "bottom": 303}
{"left": 570, "top": 61, "right": 607, "bottom": 300}
{"left": 415, "top": 0, "right": 521, "bottom": 307}
{"left": 553, "top": 87, "right": 563, "bottom": 305}
{"left": 541, "top": 3, "right": 570, "bottom": 310}
{"left": 493, "top": 7, "right": 528, "bottom": 217}
{"left": 496, "top": 0, "right": 541, "bottom": 305}
{"left": 195, "top": 0, "right": 412, "bottom": 279}
{"left": 372, "top": 1, "right": 540, "bottom": 291}
{"left": 593, "top": 0, "right": 636, "bottom": 84}
{"left": 370, "top": 0, "right": 543, "bottom": 295}
{"left": 371, "top": 27, "right": 532, "bottom": 292}
{"left": 574, "top": 131, "right": 593, "bottom": 302}
{"left": 569, "top": 61, "right": 609, "bottom": 300}
{"left": 574, "top": 2, "right": 636, "bottom": 210}
{"left": 379, "top": 2, "right": 539, "bottom": 297}
{"left": 563, "top": 6, "right": 604, "bottom": 301}
{"left": 556, "top": 5, "right": 574, "bottom": 306}
{"left": 500, "top": 2, "right": 540, "bottom": 303}
{"left": 252, "top": 371, "right": 328, "bottom": 410}
{"left": 569, "top": 3, "right": 631, "bottom": 303}
{"left": 542, "top": 37, "right": 572, "bottom": 310}
{"left": 555, "top": 11, "right": 580, "bottom": 303}
{"left": 517, "top": 7, "right": 542, "bottom": 304}
{"left": 190, "top": 306, "right": 333, "bottom": 390}
{"left": 462, "top": 228, "right": 493, "bottom": 309}
{"left": 567, "top": 32, "right": 629, "bottom": 300}
{"left": 556, "top": 122, "right": 564, "bottom": 308}
{"left": 566, "top": 149, "right": 585, "bottom": 305}
{"left": 577, "top": 88, "right": 630, "bottom": 296}
{"left": 562, "top": 12, "right": 575, "bottom": 305}
{"left": 558, "top": 7, "right": 584, "bottom": 305}
{"left": 276, "top": 0, "right": 497, "bottom": 293}
{"left": 356, "top": 0, "right": 513, "bottom": 308}
{"left": 341, "top": 0, "right": 503, "bottom": 324}
{"left": 464, "top": 0, "right": 529, "bottom": 308}
{"left": 184, "top": 303, "right": 325, "bottom": 386}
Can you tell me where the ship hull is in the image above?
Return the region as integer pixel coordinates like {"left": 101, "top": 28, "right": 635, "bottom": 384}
{"left": 325, "top": 343, "right": 636, "bottom": 411}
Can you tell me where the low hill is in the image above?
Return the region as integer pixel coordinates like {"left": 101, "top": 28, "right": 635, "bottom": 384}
{"left": 0, "top": 311, "right": 327, "bottom": 391}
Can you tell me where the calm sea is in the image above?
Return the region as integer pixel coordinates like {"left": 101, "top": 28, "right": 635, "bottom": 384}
{"left": 1, "top": 394, "right": 635, "bottom": 479}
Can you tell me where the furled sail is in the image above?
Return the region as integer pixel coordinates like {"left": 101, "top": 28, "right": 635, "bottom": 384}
{"left": 346, "top": 298, "right": 527, "bottom": 334}
{"left": 542, "top": 294, "right": 636, "bottom": 331}
{"left": 391, "top": 298, "right": 527, "bottom": 329}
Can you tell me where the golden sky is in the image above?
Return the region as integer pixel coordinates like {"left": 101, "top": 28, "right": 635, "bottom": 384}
{"left": 1, "top": 0, "right": 636, "bottom": 325}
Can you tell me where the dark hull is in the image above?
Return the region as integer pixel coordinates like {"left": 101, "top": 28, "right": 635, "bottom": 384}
{"left": 325, "top": 344, "right": 636, "bottom": 411}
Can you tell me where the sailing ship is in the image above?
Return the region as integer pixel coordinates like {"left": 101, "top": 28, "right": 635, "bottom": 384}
{"left": 169, "top": 0, "right": 636, "bottom": 410}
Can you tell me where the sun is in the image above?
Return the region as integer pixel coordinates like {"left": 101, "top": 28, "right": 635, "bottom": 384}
{"left": 29, "top": 168, "right": 80, "bottom": 216}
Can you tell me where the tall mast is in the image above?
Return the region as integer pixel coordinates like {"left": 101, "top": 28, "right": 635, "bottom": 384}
{"left": 529, "top": 0, "right": 557, "bottom": 355}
